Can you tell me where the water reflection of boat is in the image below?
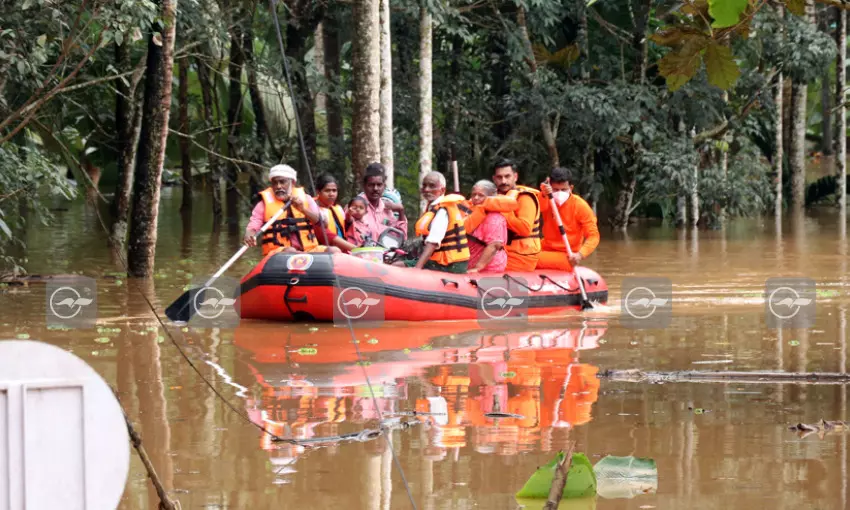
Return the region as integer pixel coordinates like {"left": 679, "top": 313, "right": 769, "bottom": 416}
{"left": 233, "top": 322, "right": 605, "bottom": 465}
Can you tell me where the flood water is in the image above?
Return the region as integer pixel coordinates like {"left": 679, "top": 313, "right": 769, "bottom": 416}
{"left": 1, "top": 187, "right": 849, "bottom": 509}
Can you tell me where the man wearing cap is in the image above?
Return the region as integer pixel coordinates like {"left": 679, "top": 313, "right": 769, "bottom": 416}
{"left": 244, "top": 164, "right": 335, "bottom": 255}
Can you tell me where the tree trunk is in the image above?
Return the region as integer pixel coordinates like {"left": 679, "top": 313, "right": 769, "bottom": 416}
{"left": 285, "top": 29, "right": 318, "bottom": 175}
{"left": 790, "top": 82, "right": 808, "bottom": 211}
{"left": 323, "top": 14, "right": 345, "bottom": 169}
{"left": 611, "top": 174, "right": 636, "bottom": 231}
{"left": 775, "top": 7, "right": 785, "bottom": 217}
{"left": 837, "top": 7, "right": 847, "bottom": 213}
{"left": 226, "top": 26, "right": 244, "bottom": 227}
{"left": 196, "top": 55, "right": 222, "bottom": 224}
{"left": 314, "top": 22, "right": 326, "bottom": 116}
{"left": 418, "top": 2, "right": 433, "bottom": 213}
{"left": 110, "top": 40, "right": 142, "bottom": 247}
{"left": 611, "top": 0, "right": 651, "bottom": 230}
{"left": 578, "top": 0, "right": 590, "bottom": 80}
{"left": 789, "top": 0, "right": 814, "bottom": 212}
{"left": 178, "top": 56, "right": 192, "bottom": 211}
{"left": 517, "top": 7, "right": 559, "bottom": 167}
{"left": 243, "top": 23, "right": 271, "bottom": 200}
{"left": 351, "top": 0, "right": 381, "bottom": 183}
{"left": 632, "top": 0, "right": 651, "bottom": 84}
{"left": 379, "top": 0, "right": 395, "bottom": 188}
{"left": 127, "top": 0, "right": 178, "bottom": 277}
{"left": 676, "top": 194, "right": 687, "bottom": 227}
{"left": 822, "top": 6, "right": 834, "bottom": 156}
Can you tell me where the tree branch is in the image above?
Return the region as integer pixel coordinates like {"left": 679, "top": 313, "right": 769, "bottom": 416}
{"left": 693, "top": 68, "right": 780, "bottom": 144}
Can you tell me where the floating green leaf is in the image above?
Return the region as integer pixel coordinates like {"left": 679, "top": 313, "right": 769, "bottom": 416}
{"left": 367, "top": 338, "right": 379, "bottom": 344}
{"left": 515, "top": 452, "right": 597, "bottom": 500}
{"left": 94, "top": 337, "right": 111, "bottom": 344}
{"left": 501, "top": 371, "right": 517, "bottom": 378}
{"left": 593, "top": 455, "right": 657, "bottom": 499}
{"left": 16, "top": 333, "right": 30, "bottom": 339}
{"left": 789, "top": 340, "right": 800, "bottom": 346}
{"left": 704, "top": 42, "right": 740, "bottom": 90}
{"left": 298, "top": 347, "right": 318, "bottom": 355}
{"left": 708, "top": 0, "right": 748, "bottom": 28}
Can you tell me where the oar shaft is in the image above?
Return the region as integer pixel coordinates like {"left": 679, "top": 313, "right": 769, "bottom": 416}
{"left": 545, "top": 188, "right": 590, "bottom": 304}
{"left": 204, "top": 204, "right": 288, "bottom": 288}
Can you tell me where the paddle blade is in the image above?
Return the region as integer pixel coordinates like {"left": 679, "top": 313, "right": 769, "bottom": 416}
{"left": 164, "top": 287, "right": 206, "bottom": 323}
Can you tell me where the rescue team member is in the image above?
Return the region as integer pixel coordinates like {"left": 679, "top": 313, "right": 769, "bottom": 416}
{"left": 538, "top": 167, "right": 599, "bottom": 271}
{"left": 464, "top": 180, "right": 508, "bottom": 274}
{"left": 243, "top": 164, "right": 341, "bottom": 254}
{"left": 492, "top": 160, "right": 542, "bottom": 271}
{"left": 357, "top": 162, "right": 408, "bottom": 244}
{"left": 395, "top": 171, "right": 470, "bottom": 273}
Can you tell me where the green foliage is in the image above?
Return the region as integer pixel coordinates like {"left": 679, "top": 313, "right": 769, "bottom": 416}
{"left": 709, "top": 0, "right": 750, "bottom": 29}
{"left": 0, "top": 142, "right": 76, "bottom": 276}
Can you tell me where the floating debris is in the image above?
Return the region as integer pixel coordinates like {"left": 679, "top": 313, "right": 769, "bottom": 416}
{"left": 789, "top": 419, "right": 849, "bottom": 439}
{"left": 297, "top": 347, "right": 318, "bottom": 356}
{"left": 691, "top": 359, "right": 733, "bottom": 365}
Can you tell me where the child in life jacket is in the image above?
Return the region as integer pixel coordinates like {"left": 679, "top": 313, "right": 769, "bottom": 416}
{"left": 345, "top": 196, "right": 371, "bottom": 247}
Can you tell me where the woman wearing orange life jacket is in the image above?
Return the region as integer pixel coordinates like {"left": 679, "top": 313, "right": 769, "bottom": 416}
{"left": 312, "top": 173, "right": 357, "bottom": 253}
{"left": 396, "top": 171, "right": 470, "bottom": 273}
{"left": 492, "top": 160, "right": 542, "bottom": 272}
{"left": 244, "top": 164, "right": 332, "bottom": 255}
{"left": 538, "top": 167, "right": 600, "bottom": 271}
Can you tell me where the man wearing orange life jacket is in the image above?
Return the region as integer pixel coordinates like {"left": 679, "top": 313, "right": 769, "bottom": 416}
{"left": 243, "top": 164, "right": 337, "bottom": 255}
{"left": 538, "top": 167, "right": 600, "bottom": 271}
{"left": 492, "top": 160, "right": 542, "bottom": 271}
{"left": 395, "top": 171, "right": 470, "bottom": 273}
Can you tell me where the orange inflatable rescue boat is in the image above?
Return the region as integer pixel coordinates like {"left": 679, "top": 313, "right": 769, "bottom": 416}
{"left": 237, "top": 251, "right": 608, "bottom": 322}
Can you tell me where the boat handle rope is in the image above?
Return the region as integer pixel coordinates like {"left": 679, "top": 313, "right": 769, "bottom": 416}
{"left": 440, "top": 278, "right": 459, "bottom": 288}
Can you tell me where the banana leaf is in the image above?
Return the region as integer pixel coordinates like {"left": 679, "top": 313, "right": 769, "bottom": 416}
{"left": 593, "top": 455, "right": 657, "bottom": 499}
{"left": 515, "top": 452, "right": 597, "bottom": 500}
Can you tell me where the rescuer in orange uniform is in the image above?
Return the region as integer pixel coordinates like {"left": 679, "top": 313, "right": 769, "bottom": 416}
{"left": 492, "top": 160, "right": 542, "bottom": 271}
{"left": 538, "top": 167, "right": 599, "bottom": 272}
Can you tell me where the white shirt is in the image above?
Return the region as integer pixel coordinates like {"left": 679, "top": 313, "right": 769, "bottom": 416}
{"left": 425, "top": 208, "right": 449, "bottom": 245}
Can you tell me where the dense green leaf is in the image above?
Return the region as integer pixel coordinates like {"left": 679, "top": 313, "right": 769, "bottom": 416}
{"left": 708, "top": 0, "right": 748, "bottom": 28}
{"left": 786, "top": 0, "right": 806, "bottom": 16}
{"left": 703, "top": 42, "right": 741, "bottom": 89}
{"left": 515, "top": 452, "right": 598, "bottom": 500}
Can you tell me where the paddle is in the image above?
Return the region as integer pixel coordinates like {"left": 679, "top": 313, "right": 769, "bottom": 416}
{"left": 543, "top": 180, "right": 594, "bottom": 311}
{"left": 164, "top": 201, "right": 289, "bottom": 323}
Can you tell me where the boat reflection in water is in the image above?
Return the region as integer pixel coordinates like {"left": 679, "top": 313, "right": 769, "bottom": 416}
{"left": 233, "top": 320, "right": 606, "bottom": 476}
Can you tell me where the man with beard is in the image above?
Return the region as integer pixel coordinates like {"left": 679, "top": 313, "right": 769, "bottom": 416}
{"left": 395, "top": 171, "right": 469, "bottom": 273}
{"left": 357, "top": 162, "right": 408, "bottom": 244}
{"left": 244, "top": 164, "right": 336, "bottom": 254}
{"left": 492, "top": 160, "right": 541, "bottom": 271}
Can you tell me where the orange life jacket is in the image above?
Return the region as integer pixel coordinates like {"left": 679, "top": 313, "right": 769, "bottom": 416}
{"left": 260, "top": 186, "right": 318, "bottom": 255}
{"left": 317, "top": 202, "right": 345, "bottom": 236}
{"left": 503, "top": 185, "right": 542, "bottom": 255}
{"left": 414, "top": 194, "right": 471, "bottom": 266}
{"left": 461, "top": 194, "right": 518, "bottom": 237}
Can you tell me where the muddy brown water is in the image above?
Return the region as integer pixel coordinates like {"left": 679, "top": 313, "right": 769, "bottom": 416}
{"left": 1, "top": 188, "right": 849, "bottom": 509}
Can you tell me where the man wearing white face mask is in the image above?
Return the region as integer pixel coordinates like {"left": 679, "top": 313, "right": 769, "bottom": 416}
{"left": 538, "top": 167, "right": 600, "bottom": 271}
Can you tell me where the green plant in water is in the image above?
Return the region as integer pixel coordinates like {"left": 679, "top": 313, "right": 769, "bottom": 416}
{"left": 515, "top": 451, "right": 597, "bottom": 500}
